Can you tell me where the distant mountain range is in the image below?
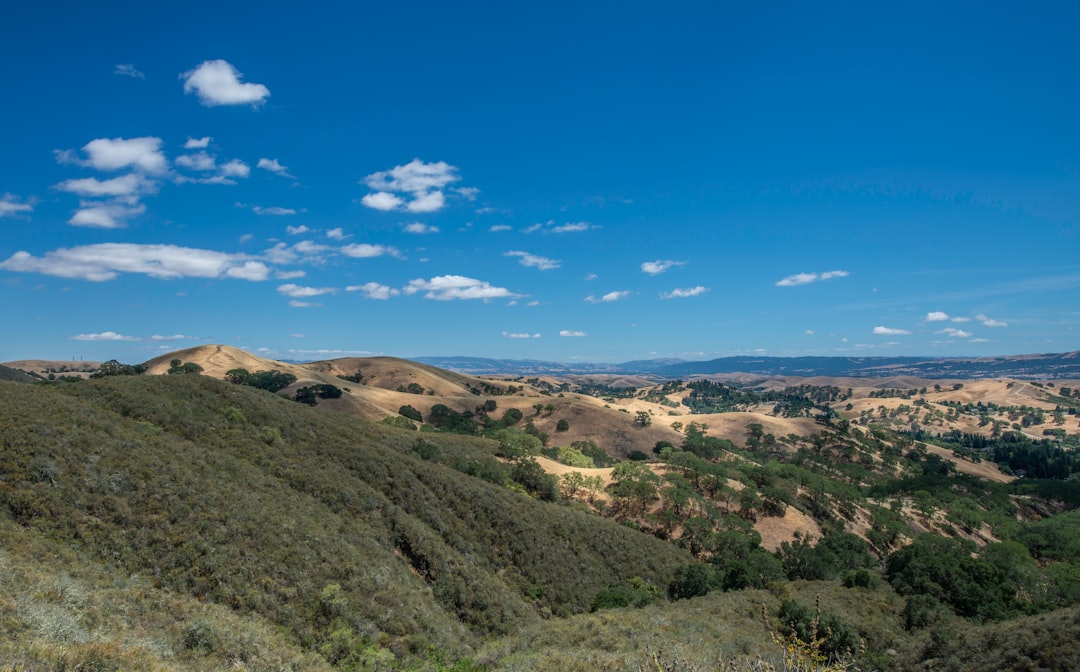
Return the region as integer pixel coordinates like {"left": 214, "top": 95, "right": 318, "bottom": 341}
{"left": 416, "top": 351, "right": 1080, "bottom": 379}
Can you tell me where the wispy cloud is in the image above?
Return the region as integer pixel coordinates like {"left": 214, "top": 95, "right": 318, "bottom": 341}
{"left": 340, "top": 243, "right": 400, "bottom": 259}
{"left": 660, "top": 286, "right": 708, "bottom": 299}
{"left": 68, "top": 203, "right": 146, "bottom": 229}
{"left": 0, "top": 243, "right": 270, "bottom": 282}
{"left": 278, "top": 283, "right": 336, "bottom": 298}
{"left": 403, "top": 222, "right": 439, "bottom": 234}
{"left": 503, "top": 331, "right": 541, "bottom": 339}
{"left": 560, "top": 330, "right": 587, "bottom": 337}
{"left": 585, "top": 290, "right": 631, "bottom": 303}
{"left": 526, "top": 220, "right": 595, "bottom": 234}
{"left": 361, "top": 159, "right": 462, "bottom": 214}
{"left": 149, "top": 334, "right": 197, "bottom": 341}
{"left": 489, "top": 224, "right": 512, "bottom": 232}
{"left": 257, "top": 158, "right": 294, "bottom": 179}
{"left": 776, "top": 269, "right": 850, "bottom": 287}
{"left": 285, "top": 225, "right": 309, "bottom": 235}
{"left": 977, "top": 313, "right": 1008, "bottom": 327}
{"left": 872, "top": 326, "right": 911, "bottom": 335}
{"left": 182, "top": 59, "right": 270, "bottom": 106}
{"left": 184, "top": 137, "right": 211, "bottom": 149}
{"left": 346, "top": 282, "right": 400, "bottom": 300}
{"left": 935, "top": 327, "right": 973, "bottom": 338}
{"left": 254, "top": 206, "right": 298, "bottom": 216}
{"left": 404, "top": 275, "right": 519, "bottom": 301}
{"left": 505, "top": 250, "right": 559, "bottom": 270}
{"left": 0, "top": 194, "right": 34, "bottom": 218}
{"left": 71, "top": 331, "right": 139, "bottom": 341}
{"left": 326, "top": 228, "right": 347, "bottom": 240}
{"left": 113, "top": 64, "right": 145, "bottom": 79}
{"left": 641, "top": 260, "right": 685, "bottom": 275}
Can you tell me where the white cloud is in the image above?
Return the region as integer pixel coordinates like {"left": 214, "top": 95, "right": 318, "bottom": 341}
{"left": 936, "top": 327, "right": 973, "bottom": 338}
{"left": 805, "top": 329, "right": 815, "bottom": 335}
{"left": 776, "top": 270, "right": 850, "bottom": 287}
{"left": 404, "top": 222, "right": 440, "bottom": 234}
{"left": 404, "top": 275, "right": 518, "bottom": 301}
{"left": 585, "top": 290, "right": 631, "bottom": 303}
{"left": 219, "top": 159, "right": 250, "bottom": 178}
{"left": 405, "top": 190, "right": 445, "bottom": 213}
{"left": 977, "top": 314, "right": 1008, "bottom": 327}
{"left": 288, "top": 300, "right": 320, "bottom": 308}
{"left": 969, "top": 337, "right": 989, "bottom": 343}
{"left": 0, "top": 243, "right": 270, "bottom": 282}
{"left": 951, "top": 316, "right": 972, "bottom": 322}
{"left": 275, "top": 270, "right": 306, "bottom": 279}
{"left": 925, "top": 311, "right": 950, "bottom": 322}
{"left": 505, "top": 250, "right": 559, "bottom": 270}
{"left": 560, "top": 330, "right": 587, "bottom": 337}
{"left": 278, "top": 283, "right": 336, "bottom": 298}
{"left": 113, "top": 64, "right": 144, "bottom": 79}
{"left": 69, "top": 203, "right": 146, "bottom": 228}
{"left": 254, "top": 206, "right": 298, "bottom": 216}
{"left": 584, "top": 273, "right": 598, "bottom": 281}
{"left": 346, "top": 282, "right": 400, "bottom": 300}
{"left": 56, "top": 174, "right": 154, "bottom": 199}
{"left": 551, "top": 222, "right": 592, "bottom": 233}
{"left": 326, "top": 227, "right": 346, "bottom": 240}
{"left": 286, "top": 225, "right": 309, "bottom": 235}
{"left": 257, "top": 158, "right": 294, "bottom": 178}
{"left": 61, "top": 136, "right": 167, "bottom": 174}
{"left": 361, "top": 191, "right": 405, "bottom": 211}
{"left": 660, "top": 286, "right": 708, "bottom": 299}
{"left": 184, "top": 137, "right": 211, "bottom": 149}
{"left": 182, "top": 60, "right": 270, "bottom": 106}
{"left": 641, "top": 260, "right": 685, "bottom": 275}
{"left": 489, "top": 224, "right": 512, "bottom": 232}
{"left": 341, "top": 243, "right": 399, "bottom": 258}
{"left": 0, "top": 194, "right": 34, "bottom": 217}
{"left": 72, "top": 331, "right": 139, "bottom": 341}
{"left": 149, "top": 334, "right": 196, "bottom": 341}
{"left": 503, "top": 331, "right": 541, "bottom": 339}
{"left": 360, "top": 159, "right": 462, "bottom": 213}
{"left": 873, "top": 326, "right": 911, "bottom": 335}
{"left": 456, "top": 187, "right": 480, "bottom": 200}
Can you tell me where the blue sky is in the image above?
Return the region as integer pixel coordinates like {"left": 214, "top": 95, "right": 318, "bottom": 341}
{"left": 2, "top": 1, "right": 1078, "bottom": 363}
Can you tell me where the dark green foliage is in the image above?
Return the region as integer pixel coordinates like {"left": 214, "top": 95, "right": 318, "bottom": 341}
{"left": 668, "top": 564, "right": 715, "bottom": 600}
{"left": 681, "top": 422, "right": 734, "bottom": 459}
{"left": 589, "top": 577, "right": 661, "bottom": 611}
{"left": 887, "top": 534, "right": 1018, "bottom": 622}
{"left": 0, "top": 363, "right": 37, "bottom": 383}
{"left": 428, "top": 404, "right": 479, "bottom": 434}
{"left": 399, "top": 404, "right": 423, "bottom": 422}
{"left": 510, "top": 458, "right": 559, "bottom": 501}
{"left": 627, "top": 450, "right": 648, "bottom": 461}
{"left": 89, "top": 359, "right": 145, "bottom": 378}
{"left": 167, "top": 359, "right": 204, "bottom": 375}
{"left": 777, "top": 599, "right": 860, "bottom": 658}
{"left": 571, "top": 440, "right": 615, "bottom": 467}
{"left": 225, "top": 368, "right": 297, "bottom": 392}
{"left": 555, "top": 418, "right": 569, "bottom": 432}
{"left": 0, "top": 377, "right": 691, "bottom": 665}
{"left": 294, "top": 383, "right": 342, "bottom": 405}
{"left": 842, "top": 568, "right": 881, "bottom": 590}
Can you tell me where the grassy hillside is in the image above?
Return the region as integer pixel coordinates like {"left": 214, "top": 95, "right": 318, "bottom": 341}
{"left": 0, "top": 376, "right": 690, "bottom": 667}
{"left": 0, "top": 364, "right": 36, "bottom": 383}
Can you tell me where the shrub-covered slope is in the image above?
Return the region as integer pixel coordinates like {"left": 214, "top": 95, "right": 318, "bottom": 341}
{"left": 0, "top": 377, "right": 691, "bottom": 663}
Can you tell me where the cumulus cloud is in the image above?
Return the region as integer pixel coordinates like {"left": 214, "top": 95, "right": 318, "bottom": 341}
{"left": 219, "top": 159, "right": 250, "bottom": 178}
{"left": 174, "top": 151, "right": 217, "bottom": 171}
{"left": 0, "top": 194, "right": 34, "bottom": 218}
{"left": 977, "top": 314, "right": 1008, "bottom": 327}
{"left": 503, "top": 331, "right": 541, "bottom": 339}
{"left": 660, "top": 286, "right": 708, "bottom": 299}
{"left": 71, "top": 331, "right": 139, "bottom": 341}
{"left": 925, "top": 311, "right": 950, "bottom": 322}
{"left": 641, "top": 260, "right": 685, "bottom": 275}
{"left": 277, "top": 283, "right": 336, "bottom": 298}
{"left": 285, "top": 225, "right": 309, "bottom": 235}
{"left": 182, "top": 60, "right": 270, "bottom": 106}
{"left": 59, "top": 136, "right": 167, "bottom": 174}
{"left": 257, "top": 158, "right": 294, "bottom": 178}
{"left": 346, "top": 282, "right": 400, "bottom": 300}
{"left": 585, "top": 290, "right": 631, "bottom": 303}
{"left": 69, "top": 203, "right": 146, "bottom": 228}
{"left": 873, "top": 326, "right": 911, "bottom": 335}
{"left": 404, "top": 275, "right": 518, "bottom": 301}
{"left": 361, "top": 159, "right": 462, "bottom": 213}
{"left": 184, "top": 137, "right": 211, "bottom": 149}
{"left": 776, "top": 270, "right": 850, "bottom": 287}
{"left": 560, "top": 330, "right": 587, "bottom": 337}
{"left": 0, "top": 243, "right": 270, "bottom": 282}
{"left": 504, "top": 250, "right": 559, "bottom": 270}
{"left": 326, "top": 227, "right": 347, "bottom": 240}
{"left": 403, "top": 222, "right": 439, "bottom": 234}
{"left": 56, "top": 174, "right": 155, "bottom": 199}
{"left": 113, "top": 64, "right": 144, "bottom": 79}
